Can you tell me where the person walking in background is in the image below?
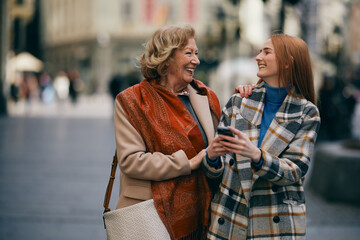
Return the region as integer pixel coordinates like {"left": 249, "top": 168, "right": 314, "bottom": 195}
{"left": 9, "top": 72, "right": 22, "bottom": 103}
{"left": 67, "top": 69, "right": 80, "bottom": 104}
{"left": 203, "top": 33, "right": 321, "bottom": 239}
{"left": 108, "top": 72, "right": 139, "bottom": 102}
{"left": 53, "top": 71, "right": 70, "bottom": 102}
{"left": 108, "top": 74, "right": 123, "bottom": 101}
{"left": 39, "top": 72, "right": 56, "bottom": 105}
{"left": 113, "top": 24, "right": 221, "bottom": 239}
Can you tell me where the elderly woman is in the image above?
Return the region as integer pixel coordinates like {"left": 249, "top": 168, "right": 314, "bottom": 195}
{"left": 203, "top": 33, "right": 321, "bottom": 239}
{"left": 113, "top": 24, "right": 221, "bottom": 239}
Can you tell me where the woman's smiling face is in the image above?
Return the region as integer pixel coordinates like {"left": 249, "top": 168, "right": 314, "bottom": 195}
{"left": 255, "top": 39, "right": 279, "bottom": 87}
{"left": 166, "top": 38, "right": 200, "bottom": 87}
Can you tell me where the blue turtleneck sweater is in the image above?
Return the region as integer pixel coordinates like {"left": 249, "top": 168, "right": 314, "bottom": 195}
{"left": 258, "top": 82, "right": 288, "bottom": 147}
{"left": 252, "top": 82, "right": 288, "bottom": 170}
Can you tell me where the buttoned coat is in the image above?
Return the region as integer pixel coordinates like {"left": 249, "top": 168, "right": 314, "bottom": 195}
{"left": 202, "top": 81, "right": 321, "bottom": 240}
{"left": 114, "top": 83, "right": 220, "bottom": 209}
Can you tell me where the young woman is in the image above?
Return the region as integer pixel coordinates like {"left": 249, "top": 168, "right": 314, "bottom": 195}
{"left": 203, "top": 33, "right": 321, "bottom": 239}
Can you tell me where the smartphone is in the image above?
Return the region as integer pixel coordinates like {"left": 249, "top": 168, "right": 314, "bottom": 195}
{"left": 217, "top": 126, "right": 234, "bottom": 137}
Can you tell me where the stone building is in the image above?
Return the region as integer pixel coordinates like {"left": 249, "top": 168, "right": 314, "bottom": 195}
{"left": 40, "top": 0, "right": 220, "bottom": 94}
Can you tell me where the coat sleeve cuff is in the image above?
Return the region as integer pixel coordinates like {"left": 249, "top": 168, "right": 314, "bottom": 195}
{"left": 201, "top": 153, "right": 224, "bottom": 179}
{"left": 252, "top": 149, "right": 267, "bottom": 175}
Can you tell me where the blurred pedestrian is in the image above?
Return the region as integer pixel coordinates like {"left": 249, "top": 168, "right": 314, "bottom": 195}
{"left": 53, "top": 71, "right": 70, "bottom": 102}
{"left": 39, "top": 72, "right": 56, "bottom": 104}
{"left": 108, "top": 74, "right": 123, "bottom": 101}
{"left": 20, "top": 72, "right": 38, "bottom": 103}
{"left": 10, "top": 82, "right": 19, "bottom": 102}
{"left": 318, "top": 75, "right": 338, "bottom": 140}
{"left": 203, "top": 33, "right": 321, "bottom": 239}
{"left": 9, "top": 72, "right": 22, "bottom": 103}
{"left": 112, "top": 24, "right": 221, "bottom": 239}
{"left": 109, "top": 72, "right": 140, "bottom": 102}
{"left": 124, "top": 70, "right": 140, "bottom": 87}
{"left": 67, "top": 69, "right": 80, "bottom": 104}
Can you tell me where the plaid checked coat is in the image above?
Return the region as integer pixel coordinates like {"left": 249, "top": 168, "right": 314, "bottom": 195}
{"left": 202, "top": 81, "right": 321, "bottom": 240}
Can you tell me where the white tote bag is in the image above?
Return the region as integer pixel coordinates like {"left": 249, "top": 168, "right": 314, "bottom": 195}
{"left": 103, "top": 199, "right": 170, "bottom": 240}
{"left": 103, "top": 153, "right": 170, "bottom": 240}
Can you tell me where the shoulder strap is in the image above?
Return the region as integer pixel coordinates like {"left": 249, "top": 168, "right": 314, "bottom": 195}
{"left": 103, "top": 151, "right": 118, "bottom": 213}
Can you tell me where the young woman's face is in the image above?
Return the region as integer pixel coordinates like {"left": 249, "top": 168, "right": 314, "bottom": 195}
{"left": 166, "top": 38, "right": 200, "bottom": 86}
{"left": 255, "top": 39, "right": 279, "bottom": 86}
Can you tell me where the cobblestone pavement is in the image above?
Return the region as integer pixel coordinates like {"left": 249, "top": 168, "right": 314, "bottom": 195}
{"left": 0, "top": 99, "right": 359, "bottom": 240}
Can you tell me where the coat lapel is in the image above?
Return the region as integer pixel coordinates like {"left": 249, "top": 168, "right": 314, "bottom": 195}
{"left": 234, "top": 82, "right": 265, "bottom": 202}
{"left": 234, "top": 82, "right": 305, "bottom": 202}
{"left": 239, "top": 92, "right": 265, "bottom": 127}
{"left": 188, "top": 85, "right": 216, "bottom": 143}
{"left": 260, "top": 94, "right": 305, "bottom": 156}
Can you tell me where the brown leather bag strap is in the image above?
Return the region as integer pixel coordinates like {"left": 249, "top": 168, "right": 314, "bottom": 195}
{"left": 103, "top": 151, "right": 118, "bottom": 213}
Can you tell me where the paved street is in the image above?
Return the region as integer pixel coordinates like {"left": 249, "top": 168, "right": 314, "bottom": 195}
{"left": 0, "top": 99, "right": 360, "bottom": 239}
{"left": 0, "top": 116, "right": 117, "bottom": 240}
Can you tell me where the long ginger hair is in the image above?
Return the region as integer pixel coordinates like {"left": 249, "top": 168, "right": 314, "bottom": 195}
{"left": 270, "top": 33, "right": 316, "bottom": 105}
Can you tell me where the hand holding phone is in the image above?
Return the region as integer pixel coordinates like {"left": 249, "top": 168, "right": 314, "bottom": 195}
{"left": 217, "top": 126, "right": 234, "bottom": 137}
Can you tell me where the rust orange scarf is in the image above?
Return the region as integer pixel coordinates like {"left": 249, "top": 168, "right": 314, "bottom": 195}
{"left": 117, "top": 79, "right": 220, "bottom": 239}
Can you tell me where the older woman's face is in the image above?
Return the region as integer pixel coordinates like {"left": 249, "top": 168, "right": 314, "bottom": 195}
{"left": 166, "top": 38, "right": 200, "bottom": 86}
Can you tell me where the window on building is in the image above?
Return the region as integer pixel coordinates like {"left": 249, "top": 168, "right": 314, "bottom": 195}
{"left": 168, "top": 2, "right": 177, "bottom": 23}
{"left": 121, "top": 0, "right": 133, "bottom": 22}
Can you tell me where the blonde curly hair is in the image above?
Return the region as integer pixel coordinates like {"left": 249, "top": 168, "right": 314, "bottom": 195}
{"left": 139, "top": 24, "right": 195, "bottom": 80}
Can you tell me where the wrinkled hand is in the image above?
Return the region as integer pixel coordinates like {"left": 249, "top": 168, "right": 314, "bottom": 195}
{"left": 234, "top": 84, "right": 255, "bottom": 98}
{"left": 189, "top": 149, "right": 206, "bottom": 170}
{"left": 218, "top": 127, "right": 261, "bottom": 163}
{"left": 206, "top": 135, "right": 229, "bottom": 160}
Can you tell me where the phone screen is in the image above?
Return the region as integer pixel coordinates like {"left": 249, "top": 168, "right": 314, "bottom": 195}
{"left": 217, "top": 126, "right": 234, "bottom": 137}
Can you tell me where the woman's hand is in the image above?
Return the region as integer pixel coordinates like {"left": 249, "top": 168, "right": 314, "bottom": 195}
{"left": 234, "top": 84, "right": 255, "bottom": 98}
{"left": 189, "top": 149, "right": 206, "bottom": 170}
{"left": 206, "top": 135, "right": 229, "bottom": 160}
{"left": 218, "top": 127, "right": 261, "bottom": 163}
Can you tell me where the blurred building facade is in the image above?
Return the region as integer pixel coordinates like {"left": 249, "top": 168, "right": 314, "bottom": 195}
{"left": 8, "top": 0, "right": 37, "bottom": 54}
{"left": 39, "top": 0, "right": 222, "bottom": 94}
{"left": 348, "top": 0, "right": 360, "bottom": 67}
{"left": 209, "top": 0, "right": 360, "bottom": 106}
{"left": 2, "top": 0, "right": 359, "bottom": 122}
{"left": 1, "top": 0, "right": 38, "bottom": 115}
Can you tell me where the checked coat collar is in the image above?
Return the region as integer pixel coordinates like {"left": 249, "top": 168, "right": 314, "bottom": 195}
{"left": 229, "top": 80, "right": 308, "bottom": 202}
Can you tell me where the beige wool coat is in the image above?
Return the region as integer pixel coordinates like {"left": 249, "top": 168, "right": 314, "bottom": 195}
{"left": 114, "top": 84, "right": 220, "bottom": 209}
